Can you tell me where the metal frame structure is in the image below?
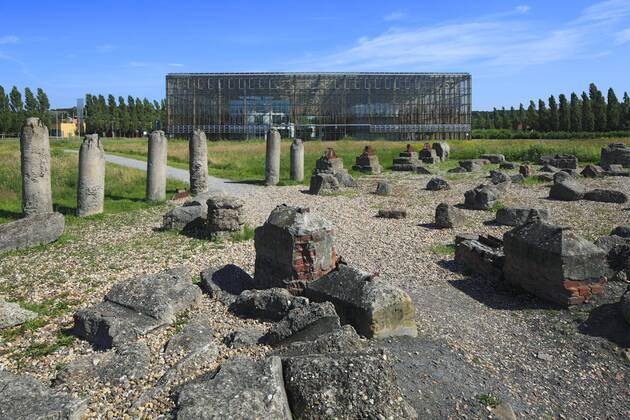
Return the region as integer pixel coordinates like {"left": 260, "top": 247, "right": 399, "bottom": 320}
{"left": 166, "top": 72, "right": 471, "bottom": 140}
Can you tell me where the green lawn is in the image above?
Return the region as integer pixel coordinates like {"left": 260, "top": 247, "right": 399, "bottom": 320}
{"left": 2, "top": 136, "right": 627, "bottom": 224}
{"left": 47, "top": 136, "right": 629, "bottom": 184}
{"left": 0, "top": 140, "right": 187, "bottom": 224}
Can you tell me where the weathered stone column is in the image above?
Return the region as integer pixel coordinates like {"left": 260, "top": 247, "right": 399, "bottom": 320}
{"left": 189, "top": 129, "right": 208, "bottom": 194}
{"left": 290, "top": 138, "right": 304, "bottom": 182}
{"left": 20, "top": 117, "right": 53, "bottom": 216}
{"left": 77, "top": 134, "right": 105, "bottom": 216}
{"left": 146, "top": 130, "right": 168, "bottom": 201}
{"left": 265, "top": 128, "right": 281, "bottom": 186}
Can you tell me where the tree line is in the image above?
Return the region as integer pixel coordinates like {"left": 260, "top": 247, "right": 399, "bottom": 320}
{"left": 84, "top": 93, "right": 166, "bottom": 137}
{"left": 473, "top": 83, "right": 630, "bottom": 132}
{"left": 0, "top": 85, "right": 166, "bottom": 137}
{"left": 0, "top": 85, "right": 52, "bottom": 135}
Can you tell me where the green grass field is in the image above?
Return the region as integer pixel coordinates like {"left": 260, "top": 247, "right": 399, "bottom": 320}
{"left": 1, "top": 136, "right": 627, "bottom": 224}
{"left": 47, "top": 136, "right": 629, "bottom": 184}
{"left": 0, "top": 140, "right": 187, "bottom": 224}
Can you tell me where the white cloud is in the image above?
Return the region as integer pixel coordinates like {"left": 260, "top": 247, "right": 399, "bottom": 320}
{"left": 515, "top": 5, "right": 531, "bottom": 14}
{"left": 128, "top": 61, "right": 149, "bottom": 67}
{"left": 168, "top": 63, "right": 185, "bottom": 67}
{"left": 615, "top": 27, "right": 630, "bottom": 44}
{"left": 383, "top": 11, "right": 406, "bottom": 22}
{"left": 0, "top": 35, "right": 19, "bottom": 44}
{"left": 292, "top": 0, "right": 630, "bottom": 72}
{"left": 97, "top": 43, "right": 116, "bottom": 53}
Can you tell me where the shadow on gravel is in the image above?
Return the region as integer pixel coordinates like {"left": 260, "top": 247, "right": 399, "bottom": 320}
{"left": 578, "top": 303, "right": 630, "bottom": 348}
{"left": 436, "top": 259, "right": 459, "bottom": 273}
{"left": 448, "top": 277, "right": 559, "bottom": 311}
{"left": 418, "top": 222, "right": 442, "bottom": 230}
{"left": 377, "top": 335, "right": 522, "bottom": 419}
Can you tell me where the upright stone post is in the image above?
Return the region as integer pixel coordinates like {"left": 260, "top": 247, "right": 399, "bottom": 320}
{"left": 189, "top": 129, "right": 208, "bottom": 194}
{"left": 77, "top": 134, "right": 105, "bottom": 216}
{"left": 265, "top": 128, "right": 281, "bottom": 186}
{"left": 290, "top": 138, "right": 304, "bottom": 182}
{"left": 146, "top": 130, "right": 168, "bottom": 201}
{"left": 20, "top": 117, "right": 53, "bottom": 216}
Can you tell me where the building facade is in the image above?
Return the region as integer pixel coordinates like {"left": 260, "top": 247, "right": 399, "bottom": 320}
{"left": 166, "top": 72, "right": 471, "bottom": 140}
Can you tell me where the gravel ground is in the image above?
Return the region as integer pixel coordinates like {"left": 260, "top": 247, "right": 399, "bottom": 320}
{"left": 1, "top": 164, "right": 629, "bottom": 419}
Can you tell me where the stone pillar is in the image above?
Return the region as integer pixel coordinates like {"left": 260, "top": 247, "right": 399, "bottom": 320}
{"left": 146, "top": 130, "right": 168, "bottom": 201}
{"left": 20, "top": 117, "right": 53, "bottom": 216}
{"left": 290, "top": 138, "right": 304, "bottom": 182}
{"left": 77, "top": 134, "right": 105, "bottom": 216}
{"left": 189, "top": 129, "right": 208, "bottom": 195}
{"left": 265, "top": 128, "right": 281, "bottom": 186}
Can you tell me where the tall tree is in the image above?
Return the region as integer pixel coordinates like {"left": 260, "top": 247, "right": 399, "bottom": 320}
{"left": 517, "top": 104, "right": 526, "bottom": 130}
{"left": 569, "top": 93, "right": 582, "bottom": 132}
{"left": 606, "top": 87, "right": 621, "bottom": 131}
{"left": 24, "top": 87, "right": 39, "bottom": 116}
{"left": 622, "top": 92, "right": 630, "bottom": 130}
{"left": 0, "top": 85, "right": 10, "bottom": 134}
{"left": 107, "top": 94, "right": 118, "bottom": 136}
{"left": 526, "top": 101, "right": 537, "bottom": 130}
{"left": 581, "top": 92, "right": 595, "bottom": 131}
{"left": 589, "top": 83, "right": 606, "bottom": 131}
{"left": 558, "top": 94, "right": 570, "bottom": 131}
{"left": 548, "top": 95, "right": 559, "bottom": 131}
{"left": 9, "top": 86, "right": 23, "bottom": 113}
{"left": 538, "top": 99, "right": 548, "bottom": 131}
{"left": 36, "top": 88, "right": 51, "bottom": 125}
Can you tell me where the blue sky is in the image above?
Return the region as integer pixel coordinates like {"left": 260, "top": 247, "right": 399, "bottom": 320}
{"left": 1, "top": 0, "right": 629, "bottom": 110}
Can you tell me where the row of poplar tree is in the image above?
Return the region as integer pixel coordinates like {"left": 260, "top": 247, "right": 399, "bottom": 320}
{"left": 0, "top": 85, "right": 166, "bottom": 137}
{"left": 473, "top": 83, "right": 630, "bottom": 132}
{"left": 0, "top": 85, "right": 52, "bottom": 135}
{"left": 83, "top": 94, "right": 166, "bottom": 137}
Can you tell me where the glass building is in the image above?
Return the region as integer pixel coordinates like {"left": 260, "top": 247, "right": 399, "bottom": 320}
{"left": 166, "top": 72, "right": 471, "bottom": 140}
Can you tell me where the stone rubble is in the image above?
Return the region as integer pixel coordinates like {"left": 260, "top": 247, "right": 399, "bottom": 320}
{"left": 0, "top": 298, "right": 38, "bottom": 329}
{"left": 352, "top": 145, "right": 382, "bottom": 174}
{"left": 435, "top": 202, "right": 464, "bottom": 229}
{"left": 0, "top": 212, "right": 65, "bottom": 254}
{"left": 73, "top": 267, "right": 201, "bottom": 349}
{"left": 503, "top": 221, "right": 607, "bottom": 306}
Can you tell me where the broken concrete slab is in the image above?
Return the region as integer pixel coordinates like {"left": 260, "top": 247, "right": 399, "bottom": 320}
{"left": 503, "top": 221, "right": 607, "bottom": 306}
{"left": 73, "top": 267, "right": 201, "bottom": 349}
{"left": 175, "top": 356, "right": 292, "bottom": 420}
{"left": 584, "top": 189, "right": 628, "bottom": 204}
{"left": 231, "top": 288, "right": 308, "bottom": 321}
{"left": 549, "top": 181, "right": 587, "bottom": 201}
{"left": 0, "top": 299, "right": 38, "bottom": 329}
{"left": 495, "top": 207, "right": 550, "bottom": 227}
{"left": 455, "top": 236, "right": 505, "bottom": 281}
{"left": 261, "top": 301, "right": 341, "bottom": 346}
{"left": 54, "top": 342, "right": 150, "bottom": 387}
{"left": 302, "top": 264, "right": 417, "bottom": 339}
{"left": 273, "top": 325, "right": 366, "bottom": 357}
{"left": 0, "top": 370, "right": 87, "bottom": 420}
{"left": 0, "top": 212, "right": 64, "bottom": 254}
{"left": 282, "top": 351, "right": 417, "bottom": 419}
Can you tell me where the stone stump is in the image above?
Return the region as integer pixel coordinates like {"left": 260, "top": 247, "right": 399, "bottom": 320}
{"left": 77, "top": 134, "right": 105, "bottom": 216}
{"left": 601, "top": 143, "right": 630, "bottom": 168}
{"left": 503, "top": 221, "right": 607, "bottom": 306}
{"left": 265, "top": 128, "right": 281, "bottom": 186}
{"left": 146, "top": 130, "right": 168, "bottom": 201}
{"left": 20, "top": 117, "right": 53, "bottom": 216}
{"left": 432, "top": 142, "right": 450, "bottom": 161}
{"left": 290, "top": 138, "right": 304, "bottom": 181}
{"left": 206, "top": 194, "right": 245, "bottom": 240}
{"left": 254, "top": 205, "right": 337, "bottom": 293}
{"left": 189, "top": 129, "right": 208, "bottom": 194}
{"left": 352, "top": 146, "right": 382, "bottom": 174}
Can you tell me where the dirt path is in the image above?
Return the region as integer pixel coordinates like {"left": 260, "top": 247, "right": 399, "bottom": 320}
{"left": 64, "top": 149, "right": 259, "bottom": 195}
